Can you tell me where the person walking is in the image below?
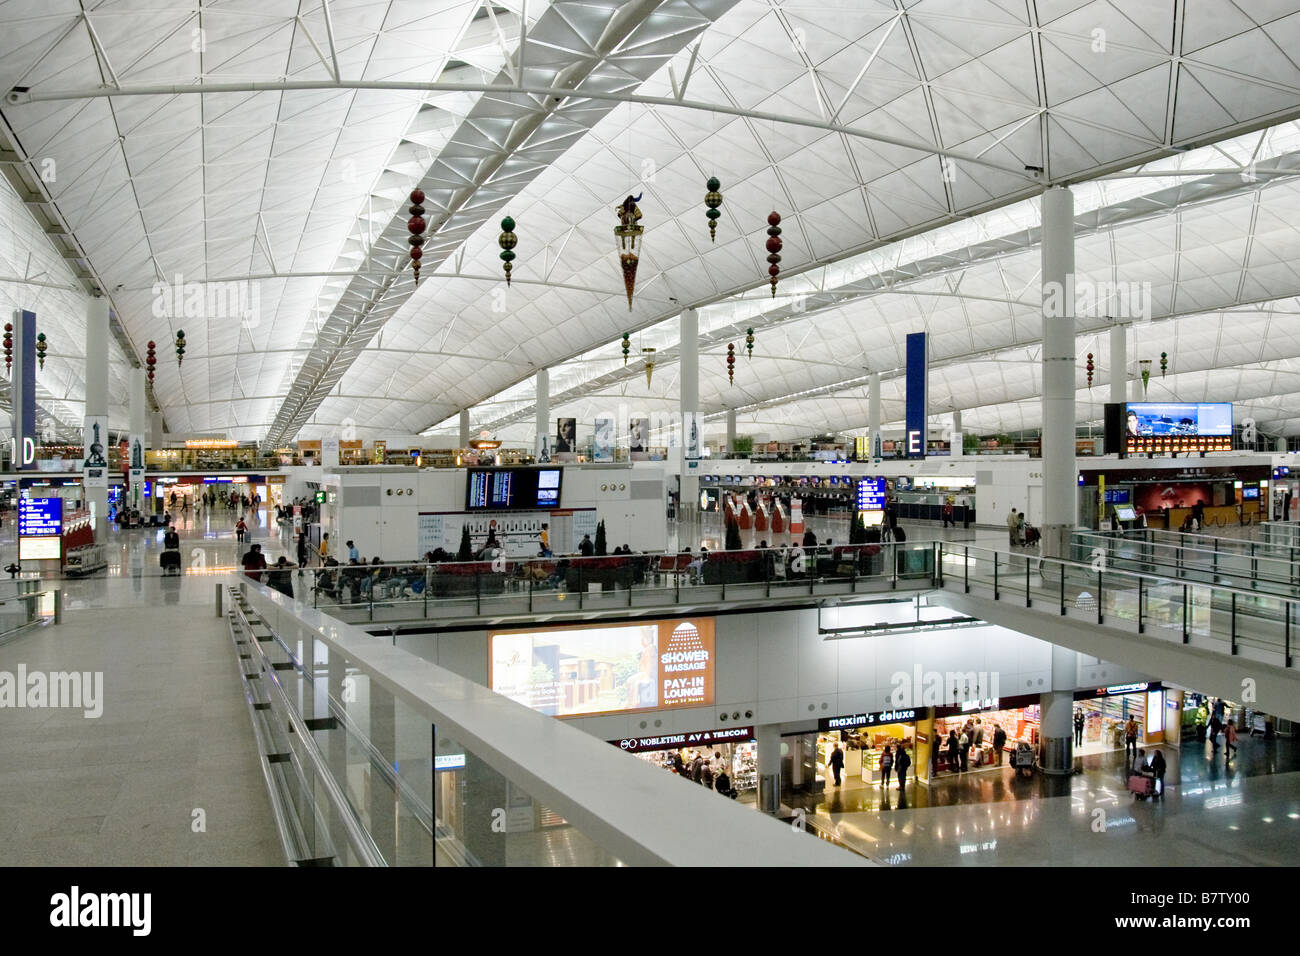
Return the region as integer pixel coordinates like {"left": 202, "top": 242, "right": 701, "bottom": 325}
{"left": 946, "top": 731, "right": 960, "bottom": 774}
{"left": 240, "top": 543, "right": 267, "bottom": 583}
{"left": 828, "top": 743, "right": 845, "bottom": 786}
{"left": 1074, "top": 710, "right": 1085, "bottom": 746}
{"left": 958, "top": 727, "right": 970, "bottom": 772}
{"left": 347, "top": 539, "right": 360, "bottom": 563}
{"left": 942, "top": 500, "right": 954, "bottom": 528}
{"left": 1124, "top": 716, "right": 1140, "bottom": 768}
{"left": 235, "top": 517, "right": 247, "bottom": 543}
{"left": 1150, "top": 748, "right": 1167, "bottom": 797}
{"left": 1224, "top": 720, "right": 1238, "bottom": 761}
{"left": 1208, "top": 712, "right": 1222, "bottom": 749}
{"left": 690, "top": 751, "right": 704, "bottom": 784}
{"left": 992, "top": 724, "right": 1007, "bottom": 765}
{"left": 1007, "top": 505, "right": 1020, "bottom": 546}
{"left": 296, "top": 531, "right": 308, "bottom": 571}
{"left": 895, "top": 744, "right": 911, "bottom": 792}
{"left": 319, "top": 533, "right": 330, "bottom": 567}
{"left": 879, "top": 744, "right": 893, "bottom": 789}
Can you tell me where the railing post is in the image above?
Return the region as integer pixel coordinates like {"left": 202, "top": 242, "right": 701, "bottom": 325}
{"left": 964, "top": 545, "right": 969, "bottom": 594}
{"left": 215, "top": 582, "right": 223, "bottom": 617}
{"left": 1182, "top": 584, "right": 1190, "bottom": 643}
{"left": 528, "top": 571, "right": 534, "bottom": 614}
{"left": 765, "top": 549, "right": 771, "bottom": 599}
{"left": 1286, "top": 601, "right": 1292, "bottom": 668}
{"left": 1230, "top": 593, "right": 1237, "bottom": 655}
{"left": 53, "top": 588, "right": 62, "bottom": 625}
{"left": 475, "top": 566, "right": 481, "bottom": 616}
{"left": 578, "top": 564, "right": 584, "bottom": 610}
{"left": 1059, "top": 562, "right": 1065, "bottom": 616}
{"left": 993, "top": 551, "right": 999, "bottom": 600}
{"left": 1097, "top": 569, "right": 1103, "bottom": 625}
{"left": 1138, "top": 578, "right": 1145, "bottom": 634}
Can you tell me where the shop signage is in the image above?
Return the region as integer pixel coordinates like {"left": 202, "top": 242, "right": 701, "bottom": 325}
{"left": 819, "top": 708, "right": 918, "bottom": 731}
{"left": 934, "top": 693, "right": 1038, "bottom": 718}
{"left": 434, "top": 753, "right": 466, "bottom": 771}
{"left": 612, "top": 726, "right": 753, "bottom": 754}
{"left": 1074, "top": 681, "right": 1160, "bottom": 700}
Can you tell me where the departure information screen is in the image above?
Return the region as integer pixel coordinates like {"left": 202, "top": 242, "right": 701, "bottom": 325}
{"left": 466, "top": 468, "right": 563, "bottom": 510}
{"left": 19, "top": 497, "right": 63, "bottom": 536}
{"left": 856, "top": 476, "right": 886, "bottom": 512}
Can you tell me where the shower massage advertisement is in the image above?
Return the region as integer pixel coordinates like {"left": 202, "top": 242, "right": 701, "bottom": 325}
{"left": 489, "top": 618, "right": 715, "bottom": 718}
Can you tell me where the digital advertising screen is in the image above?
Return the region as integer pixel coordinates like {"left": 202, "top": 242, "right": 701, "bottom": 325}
{"left": 856, "top": 476, "right": 887, "bottom": 512}
{"left": 1114, "top": 506, "right": 1138, "bottom": 521}
{"left": 465, "top": 467, "right": 563, "bottom": 510}
{"left": 489, "top": 618, "right": 716, "bottom": 718}
{"left": 1123, "top": 403, "right": 1233, "bottom": 455}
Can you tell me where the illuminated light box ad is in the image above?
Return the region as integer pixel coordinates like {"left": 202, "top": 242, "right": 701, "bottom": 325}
{"left": 489, "top": 618, "right": 715, "bottom": 718}
{"left": 20, "top": 537, "right": 61, "bottom": 560}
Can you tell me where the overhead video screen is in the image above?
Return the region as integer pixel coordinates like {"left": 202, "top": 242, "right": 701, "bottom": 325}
{"left": 465, "top": 468, "right": 563, "bottom": 510}
{"left": 1125, "top": 403, "right": 1233, "bottom": 437}
{"left": 489, "top": 618, "right": 715, "bottom": 718}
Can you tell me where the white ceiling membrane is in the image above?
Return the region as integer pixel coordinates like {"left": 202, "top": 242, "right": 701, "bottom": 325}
{"left": 458, "top": 146, "right": 1300, "bottom": 441}
{"left": 2, "top": 1, "right": 1300, "bottom": 443}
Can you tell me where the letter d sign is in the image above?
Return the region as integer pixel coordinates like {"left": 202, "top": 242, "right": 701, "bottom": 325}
{"left": 22, "top": 437, "right": 34, "bottom": 466}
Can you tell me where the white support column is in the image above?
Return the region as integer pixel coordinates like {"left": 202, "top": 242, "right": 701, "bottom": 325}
{"left": 128, "top": 368, "right": 147, "bottom": 510}
{"left": 1041, "top": 643, "right": 1079, "bottom": 774}
{"left": 680, "top": 309, "right": 700, "bottom": 511}
{"left": 950, "top": 409, "right": 963, "bottom": 457}
{"left": 868, "top": 372, "right": 881, "bottom": 459}
{"left": 1109, "top": 324, "right": 1127, "bottom": 407}
{"left": 726, "top": 408, "right": 737, "bottom": 456}
{"left": 458, "top": 409, "right": 470, "bottom": 448}
{"left": 84, "top": 298, "right": 109, "bottom": 538}
{"left": 755, "top": 723, "right": 781, "bottom": 815}
{"left": 534, "top": 368, "right": 550, "bottom": 460}
{"left": 1040, "top": 187, "right": 1076, "bottom": 559}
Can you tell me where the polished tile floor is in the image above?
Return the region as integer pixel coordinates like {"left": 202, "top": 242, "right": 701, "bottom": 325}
{"left": 803, "top": 740, "right": 1300, "bottom": 866}
{"left": 0, "top": 514, "right": 284, "bottom": 865}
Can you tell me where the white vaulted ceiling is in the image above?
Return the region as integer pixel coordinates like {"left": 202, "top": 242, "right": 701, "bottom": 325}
{"left": 2, "top": 0, "right": 1300, "bottom": 441}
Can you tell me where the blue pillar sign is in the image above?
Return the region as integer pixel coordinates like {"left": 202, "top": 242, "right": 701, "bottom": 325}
{"left": 905, "top": 331, "right": 928, "bottom": 459}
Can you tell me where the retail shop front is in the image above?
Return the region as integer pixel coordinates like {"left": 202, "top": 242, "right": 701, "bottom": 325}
{"left": 931, "top": 695, "right": 1041, "bottom": 774}
{"left": 1072, "top": 682, "right": 1165, "bottom": 755}
{"left": 794, "top": 708, "right": 928, "bottom": 794}
{"left": 611, "top": 726, "right": 757, "bottom": 794}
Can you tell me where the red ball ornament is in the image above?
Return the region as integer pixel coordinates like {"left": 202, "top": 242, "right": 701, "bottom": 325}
{"left": 765, "top": 212, "right": 783, "bottom": 297}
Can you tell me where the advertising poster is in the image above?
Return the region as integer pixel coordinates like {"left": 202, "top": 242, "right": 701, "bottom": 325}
{"left": 629, "top": 417, "right": 650, "bottom": 453}
{"left": 592, "top": 415, "right": 614, "bottom": 461}
{"left": 82, "top": 415, "right": 109, "bottom": 488}
{"left": 684, "top": 412, "right": 700, "bottom": 460}
{"left": 555, "top": 418, "right": 577, "bottom": 453}
{"left": 489, "top": 618, "right": 715, "bottom": 718}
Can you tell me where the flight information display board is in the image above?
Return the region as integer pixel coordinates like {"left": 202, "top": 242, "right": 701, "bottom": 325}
{"left": 466, "top": 468, "right": 563, "bottom": 510}
{"left": 856, "top": 476, "right": 887, "bottom": 512}
{"left": 1124, "top": 402, "right": 1233, "bottom": 455}
{"left": 19, "top": 496, "right": 63, "bottom": 560}
{"left": 19, "top": 497, "right": 62, "bottom": 536}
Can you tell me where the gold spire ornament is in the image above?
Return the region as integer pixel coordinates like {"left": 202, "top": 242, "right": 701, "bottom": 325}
{"left": 614, "top": 193, "right": 644, "bottom": 311}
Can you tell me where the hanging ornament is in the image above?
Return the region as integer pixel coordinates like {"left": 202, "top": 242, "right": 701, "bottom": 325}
{"left": 765, "top": 212, "right": 783, "bottom": 298}
{"left": 175, "top": 329, "right": 186, "bottom": 367}
{"left": 704, "top": 176, "right": 723, "bottom": 242}
{"left": 146, "top": 340, "right": 156, "bottom": 388}
{"left": 407, "top": 189, "right": 427, "bottom": 284}
{"left": 1139, "top": 358, "right": 1152, "bottom": 395}
{"left": 498, "top": 215, "right": 517, "bottom": 285}
{"left": 614, "top": 193, "right": 644, "bottom": 311}
{"left": 745, "top": 327, "right": 754, "bottom": 360}
{"left": 1085, "top": 352, "right": 1094, "bottom": 389}
{"left": 35, "top": 333, "right": 47, "bottom": 370}
{"left": 727, "top": 343, "right": 736, "bottom": 385}
{"left": 3, "top": 323, "right": 11, "bottom": 375}
{"left": 621, "top": 332, "right": 630, "bottom": 364}
{"left": 642, "top": 346, "right": 656, "bottom": 386}
{"left": 1160, "top": 351, "right": 1168, "bottom": 378}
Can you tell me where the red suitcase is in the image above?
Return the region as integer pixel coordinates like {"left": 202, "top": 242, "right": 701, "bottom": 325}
{"left": 1127, "top": 772, "right": 1156, "bottom": 799}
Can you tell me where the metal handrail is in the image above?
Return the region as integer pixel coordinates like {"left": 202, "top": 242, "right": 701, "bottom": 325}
{"left": 942, "top": 541, "right": 1300, "bottom": 608}
{"left": 229, "top": 590, "right": 388, "bottom": 867}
